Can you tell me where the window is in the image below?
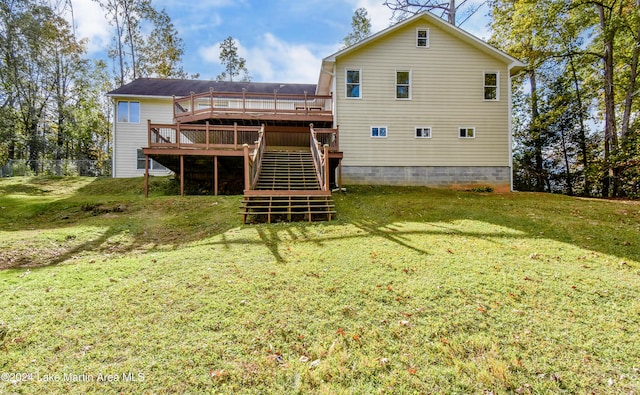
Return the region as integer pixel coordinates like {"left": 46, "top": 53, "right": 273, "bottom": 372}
{"left": 346, "top": 69, "right": 361, "bottom": 98}
{"left": 396, "top": 70, "right": 411, "bottom": 99}
{"left": 459, "top": 127, "right": 475, "bottom": 138}
{"left": 371, "top": 126, "right": 387, "bottom": 138}
{"left": 416, "top": 29, "right": 429, "bottom": 48}
{"left": 137, "top": 149, "right": 166, "bottom": 170}
{"left": 117, "top": 101, "right": 140, "bottom": 123}
{"left": 415, "top": 127, "right": 431, "bottom": 138}
{"left": 484, "top": 72, "right": 499, "bottom": 100}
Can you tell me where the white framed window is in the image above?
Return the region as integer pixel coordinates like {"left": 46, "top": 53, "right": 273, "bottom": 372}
{"left": 371, "top": 126, "right": 387, "bottom": 138}
{"left": 484, "top": 72, "right": 499, "bottom": 100}
{"left": 346, "top": 69, "right": 361, "bottom": 98}
{"left": 396, "top": 70, "right": 411, "bottom": 99}
{"left": 416, "top": 28, "right": 430, "bottom": 48}
{"left": 459, "top": 127, "right": 475, "bottom": 138}
{"left": 137, "top": 149, "right": 166, "bottom": 170}
{"left": 415, "top": 127, "right": 431, "bottom": 138}
{"left": 117, "top": 101, "right": 140, "bottom": 123}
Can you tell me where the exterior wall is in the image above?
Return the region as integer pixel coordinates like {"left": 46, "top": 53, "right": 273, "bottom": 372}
{"left": 342, "top": 166, "right": 511, "bottom": 192}
{"left": 334, "top": 19, "right": 511, "bottom": 173}
{"left": 113, "top": 97, "right": 173, "bottom": 178}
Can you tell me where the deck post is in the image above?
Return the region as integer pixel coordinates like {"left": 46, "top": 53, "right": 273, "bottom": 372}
{"left": 338, "top": 159, "right": 342, "bottom": 189}
{"left": 180, "top": 155, "right": 184, "bottom": 196}
{"left": 234, "top": 122, "right": 238, "bottom": 149}
{"left": 243, "top": 144, "right": 250, "bottom": 192}
{"left": 323, "top": 144, "right": 330, "bottom": 191}
{"left": 242, "top": 88, "right": 246, "bottom": 114}
{"left": 273, "top": 89, "right": 277, "bottom": 114}
{"left": 144, "top": 153, "right": 149, "bottom": 198}
{"left": 147, "top": 119, "right": 152, "bottom": 148}
{"left": 176, "top": 122, "right": 181, "bottom": 149}
{"left": 214, "top": 155, "right": 218, "bottom": 196}
{"left": 190, "top": 91, "right": 194, "bottom": 117}
{"left": 205, "top": 121, "right": 210, "bottom": 149}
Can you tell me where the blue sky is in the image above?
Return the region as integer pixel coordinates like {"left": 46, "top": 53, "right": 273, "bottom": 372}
{"left": 70, "top": 0, "right": 492, "bottom": 84}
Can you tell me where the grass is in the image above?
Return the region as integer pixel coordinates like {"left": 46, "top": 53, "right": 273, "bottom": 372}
{"left": 0, "top": 176, "right": 639, "bottom": 394}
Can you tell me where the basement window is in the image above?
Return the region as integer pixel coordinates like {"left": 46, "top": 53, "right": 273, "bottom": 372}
{"left": 415, "top": 127, "right": 431, "bottom": 138}
{"left": 459, "top": 127, "right": 475, "bottom": 138}
{"left": 371, "top": 126, "right": 387, "bottom": 138}
{"left": 137, "top": 149, "right": 166, "bottom": 170}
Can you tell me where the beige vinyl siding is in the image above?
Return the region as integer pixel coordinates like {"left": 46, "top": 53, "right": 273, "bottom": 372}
{"left": 114, "top": 97, "right": 173, "bottom": 178}
{"left": 335, "top": 19, "right": 510, "bottom": 167}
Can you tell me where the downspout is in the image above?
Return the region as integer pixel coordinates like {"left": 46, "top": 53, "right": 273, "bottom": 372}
{"left": 507, "top": 64, "right": 514, "bottom": 192}
{"left": 111, "top": 97, "right": 117, "bottom": 178}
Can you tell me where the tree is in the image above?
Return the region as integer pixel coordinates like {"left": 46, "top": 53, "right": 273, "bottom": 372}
{"left": 383, "top": 0, "right": 486, "bottom": 25}
{"left": 342, "top": 8, "right": 372, "bottom": 48}
{"left": 139, "top": 8, "right": 190, "bottom": 79}
{"left": 216, "top": 36, "right": 250, "bottom": 82}
{"left": 95, "top": 0, "right": 189, "bottom": 85}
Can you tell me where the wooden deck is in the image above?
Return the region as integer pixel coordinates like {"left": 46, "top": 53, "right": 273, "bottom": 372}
{"left": 173, "top": 89, "right": 333, "bottom": 124}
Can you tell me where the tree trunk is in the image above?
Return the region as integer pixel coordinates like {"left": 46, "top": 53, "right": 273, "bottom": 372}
{"left": 599, "top": 4, "right": 618, "bottom": 197}
{"left": 529, "top": 71, "right": 545, "bottom": 192}
{"left": 568, "top": 55, "right": 590, "bottom": 195}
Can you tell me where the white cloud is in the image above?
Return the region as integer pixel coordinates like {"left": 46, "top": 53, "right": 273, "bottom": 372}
{"left": 199, "top": 34, "right": 340, "bottom": 84}
{"left": 352, "top": 0, "right": 394, "bottom": 32}
{"left": 66, "top": 0, "right": 111, "bottom": 54}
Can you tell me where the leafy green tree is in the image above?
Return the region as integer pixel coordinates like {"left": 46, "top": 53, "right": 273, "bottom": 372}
{"left": 216, "top": 36, "right": 250, "bottom": 82}
{"left": 342, "top": 8, "right": 372, "bottom": 48}
{"left": 139, "top": 8, "right": 190, "bottom": 79}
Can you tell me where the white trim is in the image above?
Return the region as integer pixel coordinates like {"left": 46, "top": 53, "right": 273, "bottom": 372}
{"left": 345, "top": 68, "right": 362, "bottom": 99}
{"left": 395, "top": 69, "right": 412, "bottom": 100}
{"left": 416, "top": 28, "right": 430, "bottom": 48}
{"left": 370, "top": 126, "right": 388, "bottom": 138}
{"left": 483, "top": 71, "right": 500, "bottom": 101}
{"left": 458, "top": 127, "right": 476, "bottom": 139}
{"left": 415, "top": 126, "right": 432, "bottom": 138}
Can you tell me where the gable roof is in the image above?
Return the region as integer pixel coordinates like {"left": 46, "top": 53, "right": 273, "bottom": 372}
{"left": 317, "top": 11, "right": 526, "bottom": 94}
{"left": 107, "top": 78, "right": 317, "bottom": 98}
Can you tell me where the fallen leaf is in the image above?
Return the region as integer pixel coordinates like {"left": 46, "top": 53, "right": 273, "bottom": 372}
{"left": 309, "top": 359, "right": 320, "bottom": 370}
{"left": 447, "top": 249, "right": 454, "bottom": 254}
{"left": 408, "top": 368, "right": 417, "bottom": 375}
{"left": 352, "top": 334, "right": 361, "bottom": 341}
{"left": 336, "top": 328, "right": 346, "bottom": 336}
{"left": 299, "top": 356, "right": 309, "bottom": 362}
{"left": 398, "top": 320, "right": 410, "bottom": 326}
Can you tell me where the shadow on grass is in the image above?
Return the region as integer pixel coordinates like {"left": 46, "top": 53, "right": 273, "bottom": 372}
{"left": 0, "top": 177, "right": 239, "bottom": 270}
{"left": 1, "top": 180, "right": 638, "bottom": 270}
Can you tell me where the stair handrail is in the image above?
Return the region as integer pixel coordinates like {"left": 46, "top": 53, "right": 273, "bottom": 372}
{"left": 244, "top": 124, "right": 265, "bottom": 191}
{"left": 310, "top": 124, "right": 329, "bottom": 191}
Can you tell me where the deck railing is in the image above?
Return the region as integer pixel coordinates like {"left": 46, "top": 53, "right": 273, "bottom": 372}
{"left": 173, "top": 89, "right": 332, "bottom": 120}
{"left": 247, "top": 129, "right": 265, "bottom": 190}
{"left": 310, "top": 124, "right": 330, "bottom": 192}
{"left": 148, "top": 121, "right": 261, "bottom": 150}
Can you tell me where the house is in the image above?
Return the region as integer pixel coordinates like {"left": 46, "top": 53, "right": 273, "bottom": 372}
{"left": 107, "top": 12, "right": 524, "bottom": 222}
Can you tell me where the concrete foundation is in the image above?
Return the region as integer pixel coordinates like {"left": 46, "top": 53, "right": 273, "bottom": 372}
{"left": 341, "top": 166, "right": 511, "bottom": 191}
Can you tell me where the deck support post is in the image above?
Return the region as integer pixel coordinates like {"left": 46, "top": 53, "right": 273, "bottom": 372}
{"left": 214, "top": 155, "right": 218, "bottom": 196}
{"left": 144, "top": 153, "right": 149, "bottom": 198}
{"left": 323, "top": 144, "right": 330, "bottom": 191}
{"left": 180, "top": 155, "right": 184, "bottom": 196}
{"left": 243, "top": 144, "right": 250, "bottom": 192}
{"left": 338, "top": 159, "right": 342, "bottom": 189}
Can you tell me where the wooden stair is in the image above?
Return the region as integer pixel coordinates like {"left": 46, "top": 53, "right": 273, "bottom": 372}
{"left": 240, "top": 150, "right": 335, "bottom": 223}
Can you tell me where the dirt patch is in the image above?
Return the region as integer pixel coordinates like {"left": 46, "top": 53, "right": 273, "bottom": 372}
{"left": 81, "top": 203, "right": 127, "bottom": 216}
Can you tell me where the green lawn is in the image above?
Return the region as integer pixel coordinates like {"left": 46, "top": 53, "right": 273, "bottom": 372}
{"left": 1, "top": 176, "right": 639, "bottom": 394}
